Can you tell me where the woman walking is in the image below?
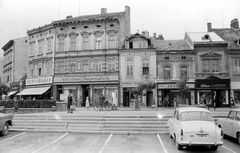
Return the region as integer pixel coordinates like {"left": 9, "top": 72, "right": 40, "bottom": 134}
{"left": 86, "top": 97, "right": 90, "bottom": 110}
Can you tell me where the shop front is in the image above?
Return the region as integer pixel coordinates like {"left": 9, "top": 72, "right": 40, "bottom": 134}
{"left": 157, "top": 82, "right": 195, "bottom": 106}
{"left": 53, "top": 75, "right": 119, "bottom": 107}
{"left": 195, "top": 78, "right": 230, "bottom": 107}
{"left": 231, "top": 82, "right": 240, "bottom": 104}
{"left": 16, "top": 77, "right": 53, "bottom": 100}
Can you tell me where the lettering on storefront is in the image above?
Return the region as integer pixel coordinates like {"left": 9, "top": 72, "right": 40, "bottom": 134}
{"left": 198, "top": 83, "right": 228, "bottom": 88}
{"left": 200, "top": 84, "right": 211, "bottom": 88}
{"left": 26, "top": 77, "right": 52, "bottom": 85}
{"left": 54, "top": 76, "right": 118, "bottom": 83}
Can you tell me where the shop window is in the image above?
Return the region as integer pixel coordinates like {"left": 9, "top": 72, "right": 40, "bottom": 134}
{"left": 203, "top": 59, "right": 219, "bottom": 72}
{"left": 234, "top": 91, "right": 240, "bottom": 104}
{"left": 142, "top": 57, "right": 149, "bottom": 75}
{"left": 233, "top": 59, "right": 240, "bottom": 74}
{"left": 164, "top": 66, "right": 171, "bottom": 79}
{"left": 180, "top": 66, "right": 187, "bottom": 79}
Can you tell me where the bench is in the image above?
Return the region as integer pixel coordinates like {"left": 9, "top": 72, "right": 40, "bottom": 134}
{"left": 0, "top": 106, "right": 5, "bottom": 113}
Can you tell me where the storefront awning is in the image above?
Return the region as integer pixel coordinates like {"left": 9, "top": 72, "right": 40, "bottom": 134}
{"left": 16, "top": 86, "right": 50, "bottom": 96}
{"left": 8, "top": 91, "right": 17, "bottom": 96}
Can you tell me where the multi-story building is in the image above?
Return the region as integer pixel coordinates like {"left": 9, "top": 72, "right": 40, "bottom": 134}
{"left": 1, "top": 37, "right": 28, "bottom": 97}
{"left": 210, "top": 19, "right": 240, "bottom": 104}
{"left": 155, "top": 36, "right": 195, "bottom": 106}
{"left": 52, "top": 6, "right": 130, "bottom": 106}
{"left": 17, "top": 23, "right": 55, "bottom": 100}
{"left": 120, "top": 31, "right": 156, "bottom": 107}
{"left": 0, "top": 57, "right": 3, "bottom": 84}
{"left": 185, "top": 32, "right": 230, "bottom": 107}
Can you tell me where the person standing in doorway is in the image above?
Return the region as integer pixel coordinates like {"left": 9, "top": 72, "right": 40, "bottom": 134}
{"left": 67, "top": 93, "right": 73, "bottom": 113}
{"left": 86, "top": 97, "right": 90, "bottom": 109}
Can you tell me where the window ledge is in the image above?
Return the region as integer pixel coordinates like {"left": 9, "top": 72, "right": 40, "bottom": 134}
{"left": 37, "top": 53, "right": 44, "bottom": 56}
{"left": 46, "top": 51, "right": 53, "bottom": 54}
{"left": 29, "top": 55, "right": 35, "bottom": 57}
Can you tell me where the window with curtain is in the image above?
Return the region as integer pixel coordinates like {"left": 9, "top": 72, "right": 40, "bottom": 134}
{"left": 164, "top": 66, "right": 171, "bottom": 79}
{"left": 180, "top": 66, "right": 187, "bottom": 79}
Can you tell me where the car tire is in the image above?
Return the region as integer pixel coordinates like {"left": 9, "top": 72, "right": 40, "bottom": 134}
{"left": 210, "top": 146, "right": 218, "bottom": 151}
{"left": 175, "top": 136, "right": 182, "bottom": 150}
{"left": 237, "top": 132, "right": 240, "bottom": 145}
{"left": 0, "top": 122, "right": 9, "bottom": 136}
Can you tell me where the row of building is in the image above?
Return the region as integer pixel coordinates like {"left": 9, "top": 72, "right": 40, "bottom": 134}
{"left": 1, "top": 6, "right": 240, "bottom": 108}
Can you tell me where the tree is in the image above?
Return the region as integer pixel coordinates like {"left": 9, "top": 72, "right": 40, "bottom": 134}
{"left": 0, "top": 84, "right": 10, "bottom": 100}
{"left": 176, "top": 78, "right": 190, "bottom": 105}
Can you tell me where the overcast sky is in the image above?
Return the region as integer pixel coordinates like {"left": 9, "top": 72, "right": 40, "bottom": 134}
{"left": 0, "top": 0, "right": 240, "bottom": 57}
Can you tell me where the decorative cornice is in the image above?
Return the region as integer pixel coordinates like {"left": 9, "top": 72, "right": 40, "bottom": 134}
{"left": 68, "top": 32, "right": 79, "bottom": 36}
{"left": 200, "top": 52, "right": 222, "bottom": 57}
{"left": 93, "top": 30, "right": 104, "bottom": 35}
{"left": 80, "top": 31, "right": 92, "bottom": 36}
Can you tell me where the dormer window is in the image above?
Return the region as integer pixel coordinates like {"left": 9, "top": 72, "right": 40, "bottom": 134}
{"left": 202, "top": 34, "right": 211, "bottom": 40}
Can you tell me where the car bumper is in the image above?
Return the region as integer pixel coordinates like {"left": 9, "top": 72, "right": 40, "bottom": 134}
{"left": 179, "top": 141, "right": 223, "bottom": 146}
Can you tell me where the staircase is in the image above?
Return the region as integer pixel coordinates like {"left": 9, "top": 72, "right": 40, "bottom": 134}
{"left": 10, "top": 114, "right": 170, "bottom": 135}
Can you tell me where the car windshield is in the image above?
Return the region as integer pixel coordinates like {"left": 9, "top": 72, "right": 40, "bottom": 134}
{"left": 179, "top": 111, "right": 213, "bottom": 122}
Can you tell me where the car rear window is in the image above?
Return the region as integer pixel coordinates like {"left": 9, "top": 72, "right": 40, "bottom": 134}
{"left": 180, "top": 111, "right": 213, "bottom": 122}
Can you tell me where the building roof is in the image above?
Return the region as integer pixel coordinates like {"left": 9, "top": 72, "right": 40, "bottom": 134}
{"left": 186, "top": 32, "right": 224, "bottom": 43}
{"left": 212, "top": 28, "right": 240, "bottom": 50}
{"left": 155, "top": 39, "right": 193, "bottom": 51}
{"left": 53, "top": 11, "right": 125, "bottom": 25}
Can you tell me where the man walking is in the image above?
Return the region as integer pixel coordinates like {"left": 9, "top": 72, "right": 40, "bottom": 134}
{"left": 67, "top": 93, "right": 73, "bottom": 113}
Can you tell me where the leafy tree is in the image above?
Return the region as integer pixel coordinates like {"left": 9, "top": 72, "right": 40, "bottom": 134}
{"left": 176, "top": 77, "right": 190, "bottom": 105}
{"left": 0, "top": 84, "right": 10, "bottom": 100}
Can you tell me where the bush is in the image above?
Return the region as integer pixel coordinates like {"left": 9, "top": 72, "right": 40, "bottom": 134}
{"left": 0, "top": 100, "right": 56, "bottom": 108}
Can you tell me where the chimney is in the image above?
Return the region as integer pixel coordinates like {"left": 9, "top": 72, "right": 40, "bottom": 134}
{"left": 158, "top": 34, "right": 164, "bottom": 40}
{"left": 101, "top": 8, "right": 107, "bottom": 14}
{"left": 145, "top": 30, "right": 149, "bottom": 37}
{"left": 142, "top": 31, "right": 145, "bottom": 36}
{"left": 207, "top": 23, "right": 212, "bottom": 32}
{"left": 230, "top": 18, "right": 239, "bottom": 29}
{"left": 153, "top": 33, "right": 157, "bottom": 39}
{"left": 66, "top": 15, "right": 73, "bottom": 19}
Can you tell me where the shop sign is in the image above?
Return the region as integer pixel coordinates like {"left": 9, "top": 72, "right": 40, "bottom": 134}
{"left": 26, "top": 77, "right": 52, "bottom": 85}
{"left": 54, "top": 75, "right": 118, "bottom": 83}
{"left": 197, "top": 83, "right": 229, "bottom": 88}
{"left": 158, "top": 83, "right": 194, "bottom": 89}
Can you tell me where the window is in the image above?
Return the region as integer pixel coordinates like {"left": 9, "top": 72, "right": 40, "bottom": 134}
{"left": 108, "top": 63, "right": 115, "bottom": 72}
{"left": 47, "top": 38, "right": 53, "bottom": 52}
{"left": 70, "top": 61, "right": 76, "bottom": 73}
{"left": 70, "top": 34, "right": 77, "bottom": 50}
{"left": 180, "top": 111, "right": 213, "bottom": 122}
{"left": 203, "top": 59, "right": 219, "bottom": 72}
{"left": 108, "top": 34, "right": 115, "bottom": 49}
{"left": 82, "top": 34, "right": 89, "bottom": 50}
{"left": 58, "top": 36, "right": 65, "bottom": 52}
{"left": 181, "top": 56, "right": 186, "bottom": 59}
{"left": 56, "top": 61, "right": 64, "bottom": 73}
{"left": 38, "top": 68, "right": 42, "bottom": 76}
{"left": 95, "top": 35, "right": 102, "bottom": 49}
{"left": 38, "top": 40, "right": 44, "bottom": 54}
{"left": 138, "top": 41, "right": 147, "bottom": 48}
{"left": 46, "top": 61, "right": 51, "bottom": 75}
{"left": 234, "top": 59, "right": 240, "bottom": 74}
{"left": 180, "top": 66, "right": 187, "bottom": 79}
{"left": 164, "top": 66, "right": 171, "bottom": 79}
{"left": 95, "top": 61, "right": 102, "bottom": 72}
{"left": 82, "top": 60, "right": 89, "bottom": 72}
{"left": 126, "top": 58, "right": 133, "bottom": 76}
{"left": 228, "top": 111, "right": 236, "bottom": 119}
{"left": 165, "top": 56, "right": 169, "bottom": 60}
{"left": 30, "top": 42, "right": 35, "bottom": 55}
{"left": 142, "top": 58, "right": 149, "bottom": 75}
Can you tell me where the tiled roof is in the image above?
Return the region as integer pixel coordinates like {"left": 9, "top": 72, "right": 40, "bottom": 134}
{"left": 186, "top": 32, "right": 224, "bottom": 43}
{"left": 212, "top": 28, "right": 240, "bottom": 50}
{"left": 53, "top": 12, "right": 125, "bottom": 25}
{"left": 155, "top": 39, "right": 192, "bottom": 51}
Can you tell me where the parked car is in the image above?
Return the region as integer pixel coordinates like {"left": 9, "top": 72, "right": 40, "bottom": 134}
{"left": 0, "top": 113, "right": 14, "bottom": 136}
{"left": 167, "top": 107, "right": 223, "bottom": 150}
{"left": 216, "top": 108, "right": 240, "bottom": 144}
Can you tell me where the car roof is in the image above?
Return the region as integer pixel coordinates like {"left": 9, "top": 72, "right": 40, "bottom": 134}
{"left": 177, "top": 107, "right": 210, "bottom": 114}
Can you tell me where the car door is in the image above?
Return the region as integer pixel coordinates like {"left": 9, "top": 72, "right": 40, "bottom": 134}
{"left": 232, "top": 111, "right": 240, "bottom": 139}
{"left": 168, "top": 110, "right": 177, "bottom": 135}
{"left": 223, "top": 111, "right": 236, "bottom": 137}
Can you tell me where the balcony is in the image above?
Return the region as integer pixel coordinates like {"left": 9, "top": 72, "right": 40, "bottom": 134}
{"left": 195, "top": 72, "right": 229, "bottom": 79}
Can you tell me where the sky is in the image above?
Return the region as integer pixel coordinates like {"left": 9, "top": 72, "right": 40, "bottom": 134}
{"left": 0, "top": 0, "right": 240, "bottom": 57}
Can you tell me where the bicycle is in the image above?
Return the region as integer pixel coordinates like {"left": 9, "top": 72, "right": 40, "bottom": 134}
{"left": 93, "top": 100, "right": 112, "bottom": 111}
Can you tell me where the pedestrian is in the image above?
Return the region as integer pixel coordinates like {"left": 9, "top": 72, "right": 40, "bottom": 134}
{"left": 230, "top": 97, "right": 235, "bottom": 108}
{"left": 86, "top": 97, "right": 90, "bottom": 109}
{"left": 99, "top": 94, "right": 105, "bottom": 111}
{"left": 13, "top": 97, "right": 18, "bottom": 113}
{"left": 67, "top": 93, "right": 73, "bottom": 113}
{"left": 78, "top": 96, "right": 83, "bottom": 107}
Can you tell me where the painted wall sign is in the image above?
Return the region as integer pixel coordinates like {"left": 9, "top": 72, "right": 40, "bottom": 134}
{"left": 54, "top": 75, "right": 118, "bottom": 83}
{"left": 26, "top": 77, "right": 53, "bottom": 85}
{"left": 157, "top": 83, "right": 194, "bottom": 89}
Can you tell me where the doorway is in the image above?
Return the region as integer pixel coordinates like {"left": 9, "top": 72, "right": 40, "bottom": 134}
{"left": 82, "top": 85, "right": 89, "bottom": 107}
{"left": 123, "top": 92, "right": 130, "bottom": 107}
{"left": 146, "top": 91, "right": 153, "bottom": 106}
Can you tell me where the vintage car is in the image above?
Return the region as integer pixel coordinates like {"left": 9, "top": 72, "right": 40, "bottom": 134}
{"left": 0, "top": 112, "right": 14, "bottom": 136}
{"left": 216, "top": 108, "right": 240, "bottom": 144}
{"left": 167, "top": 107, "right": 223, "bottom": 150}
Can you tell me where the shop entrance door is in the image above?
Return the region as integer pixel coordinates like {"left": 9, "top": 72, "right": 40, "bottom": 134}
{"left": 146, "top": 91, "right": 153, "bottom": 106}
{"left": 82, "top": 85, "right": 89, "bottom": 107}
{"left": 123, "top": 92, "right": 130, "bottom": 107}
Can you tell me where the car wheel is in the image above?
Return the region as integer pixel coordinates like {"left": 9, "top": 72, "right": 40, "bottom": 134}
{"left": 1, "top": 122, "right": 9, "bottom": 136}
{"left": 210, "top": 146, "right": 218, "bottom": 151}
{"left": 237, "top": 132, "right": 240, "bottom": 145}
{"left": 175, "top": 136, "right": 182, "bottom": 150}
